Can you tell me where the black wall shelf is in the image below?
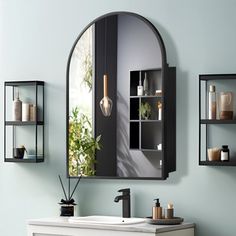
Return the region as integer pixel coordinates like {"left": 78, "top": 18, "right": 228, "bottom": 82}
{"left": 200, "top": 119, "right": 236, "bottom": 124}
{"left": 200, "top": 161, "right": 236, "bottom": 166}
{"left": 5, "top": 158, "right": 44, "bottom": 163}
{"left": 4, "top": 80, "right": 45, "bottom": 163}
{"left": 5, "top": 121, "right": 44, "bottom": 126}
{"left": 199, "top": 74, "right": 236, "bottom": 166}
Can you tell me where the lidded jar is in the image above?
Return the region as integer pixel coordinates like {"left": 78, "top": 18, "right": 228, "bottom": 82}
{"left": 221, "top": 145, "right": 230, "bottom": 162}
{"left": 219, "top": 92, "right": 234, "bottom": 120}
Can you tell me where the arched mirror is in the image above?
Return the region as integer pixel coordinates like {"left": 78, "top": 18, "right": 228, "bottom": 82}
{"left": 66, "top": 12, "right": 176, "bottom": 179}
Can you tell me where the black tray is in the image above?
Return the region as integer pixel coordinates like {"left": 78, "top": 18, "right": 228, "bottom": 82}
{"left": 146, "top": 216, "right": 184, "bottom": 225}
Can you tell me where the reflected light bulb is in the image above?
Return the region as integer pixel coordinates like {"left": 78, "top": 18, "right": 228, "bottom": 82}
{"left": 100, "top": 74, "right": 113, "bottom": 117}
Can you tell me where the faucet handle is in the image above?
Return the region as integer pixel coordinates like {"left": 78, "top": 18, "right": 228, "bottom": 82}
{"left": 118, "top": 188, "right": 130, "bottom": 195}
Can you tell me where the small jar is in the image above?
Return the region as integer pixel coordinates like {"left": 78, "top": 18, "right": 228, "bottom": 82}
{"left": 166, "top": 203, "right": 174, "bottom": 219}
{"left": 221, "top": 145, "right": 230, "bottom": 162}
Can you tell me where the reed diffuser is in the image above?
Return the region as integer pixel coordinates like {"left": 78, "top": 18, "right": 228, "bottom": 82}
{"left": 58, "top": 174, "right": 82, "bottom": 216}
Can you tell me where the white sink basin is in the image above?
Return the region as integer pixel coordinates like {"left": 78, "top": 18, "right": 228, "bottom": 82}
{"left": 68, "top": 215, "right": 145, "bottom": 225}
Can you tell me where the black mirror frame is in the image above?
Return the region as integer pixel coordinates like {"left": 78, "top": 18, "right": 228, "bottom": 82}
{"left": 66, "top": 11, "right": 168, "bottom": 179}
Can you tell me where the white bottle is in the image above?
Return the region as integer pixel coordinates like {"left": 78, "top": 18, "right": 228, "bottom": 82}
{"left": 22, "top": 103, "right": 30, "bottom": 121}
{"left": 143, "top": 72, "right": 148, "bottom": 96}
{"left": 12, "top": 88, "right": 22, "bottom": 121}
{"left": 208, "top": 85, "right": 216, "bottom": 119}
{"left": 158, "top": 108, "right": 162, "bottom": 120}
{"left": 137, "top": 71, "right": 143, "bottom": 96}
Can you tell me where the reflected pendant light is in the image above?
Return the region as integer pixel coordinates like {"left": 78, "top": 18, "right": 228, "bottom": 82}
{"left": 100, "top": 74, "right": 113, "bottom": 116}
{"left": 99, "top": 18, "right": 113, "bottom": 117}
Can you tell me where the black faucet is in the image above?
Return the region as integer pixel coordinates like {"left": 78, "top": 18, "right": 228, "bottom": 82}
{"left": 114, "top": 188, "right": 131, "bottom": 218}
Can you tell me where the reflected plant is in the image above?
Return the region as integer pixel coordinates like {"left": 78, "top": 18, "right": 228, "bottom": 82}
{"left": 69, "top": 107, "right": 101, "bottom": 176}
{"left": 82, "top": 53, "right": 93, "bottom": 92}
{"left": 139, "top": 102, "right": 152, "bottom": 120}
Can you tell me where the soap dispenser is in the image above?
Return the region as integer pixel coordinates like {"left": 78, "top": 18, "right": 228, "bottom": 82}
{"left": 152, "top": 198, "right": 162, "bottom": 219}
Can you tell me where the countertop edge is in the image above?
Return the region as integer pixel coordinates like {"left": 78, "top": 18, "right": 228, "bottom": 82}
{"left": 27, "top": 218, "right": 195, "bottom": 234}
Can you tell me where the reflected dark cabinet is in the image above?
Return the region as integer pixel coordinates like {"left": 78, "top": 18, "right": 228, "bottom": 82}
{"left": 129, "top": 67, "right": 176, "bottom": 179}
{"left": 4, "top": 81, "right": 44, "bottom": 163}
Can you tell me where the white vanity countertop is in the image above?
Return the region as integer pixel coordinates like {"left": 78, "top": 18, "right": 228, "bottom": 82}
{"left": 27, "top": 217, "right": 195, "bottom": 234}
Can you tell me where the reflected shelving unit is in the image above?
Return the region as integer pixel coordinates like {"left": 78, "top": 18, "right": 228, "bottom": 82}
{"left": 199, "top": 74, "right": 236, "bottom": 166}
{"left": 4, "top": 81, "right": 44, "bottom": 163}
{"left": 130, "top": 69, "right": 162, "bottom": 150}
{"left": 129, "top": 68, "right": 176, "bottom": 179}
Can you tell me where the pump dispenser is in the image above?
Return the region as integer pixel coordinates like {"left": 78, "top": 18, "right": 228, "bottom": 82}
{"left": 152, "top": 198, "right": 162, "bottom": 219}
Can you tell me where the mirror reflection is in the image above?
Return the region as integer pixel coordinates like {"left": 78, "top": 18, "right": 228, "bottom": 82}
{"left": 67, "top": 13, "right": 166, "bottom": 178}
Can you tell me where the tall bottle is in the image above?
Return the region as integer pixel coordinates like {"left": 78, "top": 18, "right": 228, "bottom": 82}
{"left": 143, "top": 72, "right": 148, "bottom": 96}
{"left": 13, "top": 88, "right": 22, "bottom": 121}
{"left": 208, "top": 85, "right": 216, "bottom": 119}
{"left": 137, "top": 71, "right": 143, "bottom": 96}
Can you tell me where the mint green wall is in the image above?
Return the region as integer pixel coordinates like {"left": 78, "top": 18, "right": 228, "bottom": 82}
{"left": 1, "top": 0, "right": 236, "bottom": 235}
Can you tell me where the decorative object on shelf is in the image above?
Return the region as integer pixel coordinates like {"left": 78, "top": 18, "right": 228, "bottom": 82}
{"left": 22, "top": 103, "right": 37, "bottom": 121}
{"left": 207, "top": 147, "right": 220, "bottom": 161}
{"left": 58, "top": 174, "right": 82, "bottom": 217}
{"left": 13, "top": 145, "right": 27, "bottom": 159}
{"left": 208, "top": 85, "right": 217, "bottom": 120}
{"left": 157, "top": 101, "right": 162, "bottom": 120}
{"left": 143, "top": 72, "right": 148, "bottom": 96}
{"left": 140, "top": 102, "right": 151, "bottom": 120}
{"left": 157, "top": 143, "right": 162, "bottom": 151}
{"left": 12, "top": 87, "right": 22, "bottom": 121}
{"left": 159, "top": 160, "right": 162, "bottom": 168}
{"left": 100, "top": 74, "right": 113, "bottom": 117}
{"left": 137, "top": 71, "right": 143, "bottom": 96}
{"left": 29, "top": 104, "right": 36, "bottom": 121}
{"left": 221, "top": 145, "right": 230, "bottom": 161}
{"left": 155, "top": 90, "right": 162, "bottom": 96}
{"left": 219, "top": 91, "right": 234, "bottom": 120}
{"left": 22, "top": 103, "right": 30, "bottom": 121}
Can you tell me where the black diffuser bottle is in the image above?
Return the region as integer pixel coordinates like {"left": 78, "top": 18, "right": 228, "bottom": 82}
{"left": 58, "top": 175, "right": 82, "bottom": 217}
{"left": 59, "top": 199, "right": 76, "bottom": 217}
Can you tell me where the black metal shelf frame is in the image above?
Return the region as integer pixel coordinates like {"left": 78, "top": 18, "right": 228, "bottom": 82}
{"left": 4, "top": 81, "right": 45, "bottom": 163}
{"left": 130, "top": 95, "right": 162, "bottom": 98}
{"left": 5, "top": 158, "right": 44, "bottom": 163}
{"left": 199, "top": 74, "right": 236, "bottom": 166}
{"left": 5, "top": 121, "right": 44, "bottom": 126}
{"left": 199, "top": 160, "right": 236, "bottom": 166}
{"left": 200, "top": 119, "right": 236, "bottom": 124}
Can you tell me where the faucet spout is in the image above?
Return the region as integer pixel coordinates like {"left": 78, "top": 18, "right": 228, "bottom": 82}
{"left": 114, "top": 195, "right": 123, "bottom": 202}
{"left": 114, "top": 188, "right": 131, "bottom": 218}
